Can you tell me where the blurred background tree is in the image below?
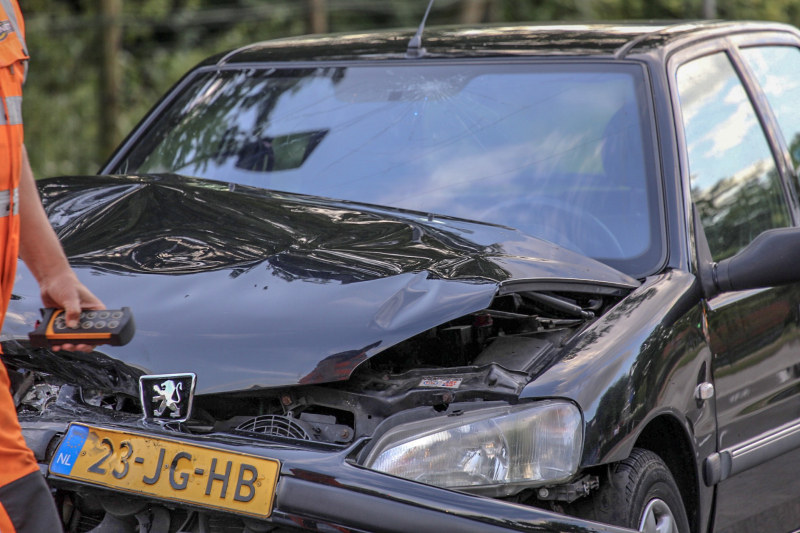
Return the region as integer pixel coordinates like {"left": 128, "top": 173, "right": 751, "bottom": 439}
{"left": 18, "top": 0, "right": 800, "bottom": 177}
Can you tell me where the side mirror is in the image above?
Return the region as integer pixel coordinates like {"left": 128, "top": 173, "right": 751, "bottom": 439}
{"left": 693, "top": 203, "right": 800, "bottom": 298}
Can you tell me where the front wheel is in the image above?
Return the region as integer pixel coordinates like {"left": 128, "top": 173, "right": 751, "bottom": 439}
{"left": 565, "top": 448, "right": 690, "bottom": 533}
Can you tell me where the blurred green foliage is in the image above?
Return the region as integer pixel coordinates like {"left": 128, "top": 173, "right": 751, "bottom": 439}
{"left": 17, "top": 0, "right": 800, "bottom": 177}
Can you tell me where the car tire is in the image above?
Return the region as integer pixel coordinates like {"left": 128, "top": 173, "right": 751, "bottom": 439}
{"left": 565, "top": 448, "right": 691, "bottom": 533}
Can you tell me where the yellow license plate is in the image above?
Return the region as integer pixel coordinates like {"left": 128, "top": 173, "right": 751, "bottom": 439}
{"left": 49, "top": 424, "right": 279, "bottom": 518}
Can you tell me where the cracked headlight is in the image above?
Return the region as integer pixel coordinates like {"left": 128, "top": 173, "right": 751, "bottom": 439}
{"left": 363, "top": 401, "right": 582, "bottom": 492}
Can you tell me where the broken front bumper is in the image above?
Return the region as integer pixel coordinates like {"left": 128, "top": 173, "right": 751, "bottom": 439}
{"left": 22, "top": 418, "right": 633, "bottom": 533}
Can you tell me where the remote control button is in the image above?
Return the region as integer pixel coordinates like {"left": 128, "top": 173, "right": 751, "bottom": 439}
{"left": 107, "top": 321, "right": 119, "bottom": 329}
{"left": 98, "top": 311, "right": 110, "bottom": 319}
{"left": 95, "top": 321, "right": 106, "bottom": 329}
{"left": 86, "top": 312, "right": 97, "bottom": 319}
{"left": 82, "top": 321, "right": 94, "bottom": 329}
{"left": 111, "top": 311, "right": 123, "bottom": 319}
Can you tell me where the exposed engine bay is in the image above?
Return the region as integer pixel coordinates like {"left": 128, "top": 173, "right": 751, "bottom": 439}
{"left": 12, "top": 287, "right": 619, "bottom": 444}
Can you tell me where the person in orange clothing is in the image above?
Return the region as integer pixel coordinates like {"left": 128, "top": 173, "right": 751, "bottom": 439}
{"left": 0, "top": 1, "right": 105, "bottom": 531}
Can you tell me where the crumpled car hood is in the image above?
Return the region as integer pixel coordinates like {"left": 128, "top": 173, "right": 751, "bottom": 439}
{"left": 1, "top": 174, "right": 638, "bottom": 396}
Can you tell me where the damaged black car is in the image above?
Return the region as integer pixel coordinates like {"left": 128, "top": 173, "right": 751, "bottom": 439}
{"left": 6, "top": 19, "right": 800, "bottom": 533}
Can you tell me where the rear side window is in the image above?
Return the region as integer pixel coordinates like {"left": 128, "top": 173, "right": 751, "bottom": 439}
{"left": 740, "top": 46, "right": 800, "bottom": 169}
{"left": 677, "top": 52, "right": 790, "bottom": 262}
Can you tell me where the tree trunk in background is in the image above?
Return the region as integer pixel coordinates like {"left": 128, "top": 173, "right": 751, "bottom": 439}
{"left": 576, "top": 0, "right": 594, "bottom": 19}
{"left": 309, "top": 0, "right": 328, "bottom": 34}
{"left": 99, "top": 0, "right": 122, "bottom": 161}
{"left": 460, "top": 0, "right": 486, "bottom": 24}
{"left": 487, "top": 0, "right": 500, "bottom": 23}
{"left": 703, "top": 0, "right": 717, "bottom": 18}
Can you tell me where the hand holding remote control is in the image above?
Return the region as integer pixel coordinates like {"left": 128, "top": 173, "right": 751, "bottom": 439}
{"left": 29, "top": 307, "right": 136, "bottom": 350}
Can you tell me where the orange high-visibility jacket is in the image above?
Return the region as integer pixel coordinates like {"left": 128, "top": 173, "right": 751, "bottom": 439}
{"left": 0, "top": 0, "right": 39, "bottom": 492}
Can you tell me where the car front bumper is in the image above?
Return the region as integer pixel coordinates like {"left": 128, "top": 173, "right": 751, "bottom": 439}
{"left": 21, "top": 419, "right": 634, "bottom": 533}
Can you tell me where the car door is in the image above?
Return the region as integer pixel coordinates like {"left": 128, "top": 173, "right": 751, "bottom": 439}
{"left": 672, "top": 39, "right": 800, "bottom": 533}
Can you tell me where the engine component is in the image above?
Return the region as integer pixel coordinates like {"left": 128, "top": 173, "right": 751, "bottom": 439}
{"left": 17, "top": 383, "right": 59, "bottom": 413}
{"left": 236, "top": 415, "right": 312, "bottom": 440}
{"left": 472, "top": 336, "right": 553, "bottom": 372}
{"left": 236, "top": 413, "right": 354, "bottom": 444}
{"left": 536, "top": 475, "right": 600, "bottom": 503}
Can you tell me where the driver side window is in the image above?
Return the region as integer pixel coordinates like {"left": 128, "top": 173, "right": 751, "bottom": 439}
{"left": 677, "top": 52, "right": 790, "bottom": 262}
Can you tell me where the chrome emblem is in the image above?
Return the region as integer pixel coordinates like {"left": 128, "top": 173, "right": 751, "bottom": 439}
{"left": 152, "top": 380, "right": 183, "bottom": 418}
{"left": 139, "top": 373, "right": 196, "bottom": 423}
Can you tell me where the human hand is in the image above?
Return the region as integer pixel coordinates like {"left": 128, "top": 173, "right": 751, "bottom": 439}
{"left": 38, "top": 269, "right": 105, "bottom": 352}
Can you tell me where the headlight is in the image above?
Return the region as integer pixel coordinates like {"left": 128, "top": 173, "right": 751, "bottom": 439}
{"left": 363, "top": 401, "right": 582, "bottom": 492}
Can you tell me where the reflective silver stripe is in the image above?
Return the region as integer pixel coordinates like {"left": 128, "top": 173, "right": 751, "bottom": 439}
{"left": 0, "top": 0, "right": 27, "bottom": 56}
{"left": 0, "top": 188, "right": 19, "bottom": 217}
{"left": 4, "top": 96, "right": 21, "bottom": 125}
{"left": 0, "top": 96, "right": 22, "bottom": 126}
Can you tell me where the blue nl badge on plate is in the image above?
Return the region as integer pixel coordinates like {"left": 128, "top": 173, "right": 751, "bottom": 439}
{"left": 49, "top": 424, "right": 89, "bottom": 476}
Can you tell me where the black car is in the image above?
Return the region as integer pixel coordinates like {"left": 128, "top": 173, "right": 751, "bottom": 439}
{"left": 6, "top": 19, "right": 800, "bottom": 533}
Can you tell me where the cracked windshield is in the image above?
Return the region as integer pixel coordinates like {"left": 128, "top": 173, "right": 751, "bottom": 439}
{"left": 119, "top": 63, "right": 661, "bottom": 273}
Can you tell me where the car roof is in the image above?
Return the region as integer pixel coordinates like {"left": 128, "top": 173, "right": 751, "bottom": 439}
{"left": 211, "top": 20, "right": 798, "bottom": 66}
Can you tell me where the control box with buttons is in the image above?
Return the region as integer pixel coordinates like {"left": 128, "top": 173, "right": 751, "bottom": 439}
{"left": 29, "top": 307, "right": 136, "bottom": 349}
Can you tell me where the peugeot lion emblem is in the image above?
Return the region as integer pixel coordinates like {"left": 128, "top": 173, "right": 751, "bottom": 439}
{"left": 153, "top": 380, "right": 183, "bottom": 417}
{"left": 139, "top": 373, "right": 196, "bottom": 423}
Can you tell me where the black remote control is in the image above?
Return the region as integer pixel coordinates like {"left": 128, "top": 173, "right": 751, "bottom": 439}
{"left": 29, "top": 307, "right": 136, "bottom": 349}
